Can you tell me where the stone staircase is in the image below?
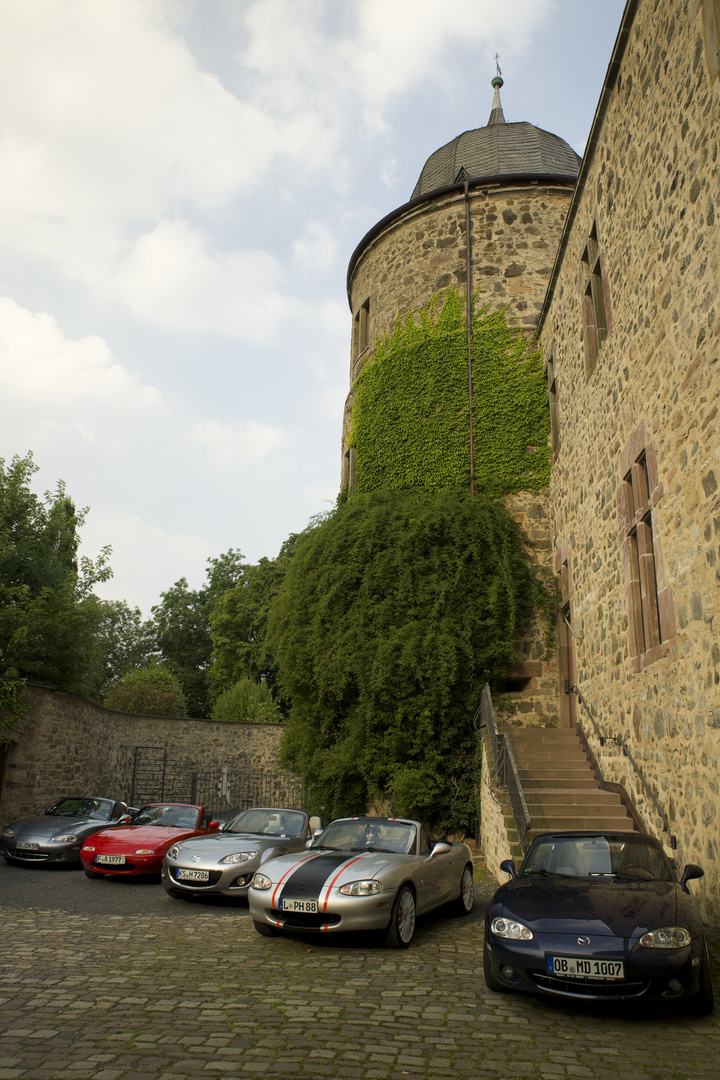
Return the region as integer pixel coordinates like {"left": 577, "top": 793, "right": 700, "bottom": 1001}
{"left": 505, "top": 727, "right": 640, "bottom": 843}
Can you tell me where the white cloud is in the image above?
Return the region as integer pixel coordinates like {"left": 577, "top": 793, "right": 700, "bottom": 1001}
{"left": 292, "top": 221, "right": 339, "bottom": 275}
{"left": 189, "top": 419, "right": 288, "bottom": 466}
{"left": 0, "top": 297, "right": 164, "bottom": 428}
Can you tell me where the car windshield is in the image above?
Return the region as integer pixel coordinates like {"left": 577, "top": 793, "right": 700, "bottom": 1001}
{"left": 522, "top": 835, "right": 674, "bottom": 882}
{"left": 225, "top": 809, "right": 306, "bottom": 837}
{"left": 46, "top": 797, "right": 114, "bottom": 821}
{"left": 130, "top": 805, "right": 200, "bottom": 829}
{"left": 312, "top": 819, "right": 416, "bottom": 854}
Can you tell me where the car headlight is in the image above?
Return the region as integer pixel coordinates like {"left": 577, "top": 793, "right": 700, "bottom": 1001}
{"left": 639, "top": 927, "right": 691, "bottom": 948}
{"left": 51, "top": 834, "right": 78, "bottom": 843}
{"left": 134, "top": 848, "right": 156, "bottom": 855}
{"left": 339, "top": 879, "right": 383, "bottom": 896}
{"left": 251, "top": 873, "right": 272, "bottom": 890}
{"left": 491, "top": 917, "right": 533, "bottom": 941}
{"left": 220, "top": 851, "right": 258, "bottom": 865}
{"left": 2, "top": 828, "right": 14, "bottom": 839}
{"left": 167, "top": 846, "right": 180, "bottom": 859}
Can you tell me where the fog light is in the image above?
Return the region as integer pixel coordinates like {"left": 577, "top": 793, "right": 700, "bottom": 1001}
{"left": 501, "top": 965, "right": 515, "bottom": 979}
{"left": 668, "top": 979, "right": 683, "bottom": 994}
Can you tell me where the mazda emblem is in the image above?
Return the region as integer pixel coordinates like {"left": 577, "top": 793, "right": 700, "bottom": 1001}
{"left": 577, "top": 936, "right": 590, "bottom": 945}
{"left": 192, "top": 856, "right": 202, "bottom": 864}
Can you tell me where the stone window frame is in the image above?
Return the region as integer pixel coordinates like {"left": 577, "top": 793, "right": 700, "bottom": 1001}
{"left": 617, "top": 423, "right": 676, "bottom": 674}
{"left": 544, "top": 347, "right": 560, "bottom": 458}
{"left": 580, "top": 218, "right": 612, "bottom": 378}
{"left": 702, "top": 0, "right": 720, "bottom": 83}
{"left": 352, "top": 297, "right": 371, "bottom": 366}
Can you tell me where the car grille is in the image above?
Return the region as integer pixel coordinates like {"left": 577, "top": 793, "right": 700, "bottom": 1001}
{"left": 272, "top": 910, "right": 342, "bottom": 929}
{"left": 531, "top": 972, "right": 649, "bottom": 998}
{"left": 170, "top": 868, "right": 223, "bottom": 887}
{"left": 9, "top": 850, "right": 49, "bottom": 861}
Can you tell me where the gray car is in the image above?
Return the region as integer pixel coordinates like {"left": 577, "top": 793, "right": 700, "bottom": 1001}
{"left": 1, "top": 796, "right": 133, "bottom": 865}
{"left": 161, "top": 807, "right": 324, "bottom": 900}
{"left": 248, "top": 816, "right": 475, "bottom": 947}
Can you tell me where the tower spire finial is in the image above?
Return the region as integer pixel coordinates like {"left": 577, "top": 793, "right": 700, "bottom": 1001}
{"left": 487, "top": 56, "right": 506, "bottom": 126}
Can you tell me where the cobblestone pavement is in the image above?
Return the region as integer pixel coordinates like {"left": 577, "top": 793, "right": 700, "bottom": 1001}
{"left": 1, "top": 870, "right": 719, "bottom": 1080}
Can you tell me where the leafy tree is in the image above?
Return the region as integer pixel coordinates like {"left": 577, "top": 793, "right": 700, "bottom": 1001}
{"left": 89, "top": 599, "right": 155, "bottom": 698}
{"left": 209, "top": 535, "right": 299, "bottom": 709}
{"left": 211, "top": 676, "right": 282, "bottom": 724}
{"left": 268, "top": 488, "right": 551, "bottom": 834}
{"left": 103, "top": 665, "right": 187, "bottom": 717}
{"left": 149, "top": 549, "right": 246, "bottom": 717}
{"left": 0, "top": 453, "right": 112, "bottom": 696}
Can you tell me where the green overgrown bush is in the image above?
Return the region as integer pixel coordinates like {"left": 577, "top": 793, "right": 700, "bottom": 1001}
{"left": 103, "top": 666, "right": 187, "bottom": 717}
{"left": 211, "top": 676, "right": 281, "bottom": 724}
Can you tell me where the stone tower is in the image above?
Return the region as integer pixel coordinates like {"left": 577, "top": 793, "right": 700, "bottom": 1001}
{"left": 342, "top": 74, "right": 581, "bottom": 487}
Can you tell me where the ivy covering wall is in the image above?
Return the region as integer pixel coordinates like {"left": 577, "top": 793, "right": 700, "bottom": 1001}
{"left": 349, "top": 290, "right": 550, "bottom": 495}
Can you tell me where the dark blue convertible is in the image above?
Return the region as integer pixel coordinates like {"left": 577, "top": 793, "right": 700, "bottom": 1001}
{"left": 484, "top": 831, "right": 713, "bottom": 1013}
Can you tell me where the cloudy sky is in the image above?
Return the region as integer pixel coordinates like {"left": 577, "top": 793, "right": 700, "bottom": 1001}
{"left": 0, "top": 0, "right": 627, "bottom": 616}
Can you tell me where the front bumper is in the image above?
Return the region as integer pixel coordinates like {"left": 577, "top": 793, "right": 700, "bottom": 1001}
{"left": 248, "top": 887, "right": 396, "bottom": 934}
{"left": 485, "top": 931, "right": 701, "bottom": 1003}
{"left": 161, "top": 858, "right": 257, "bottom": 896}
{"left": 1, "top": 839, "right": 82, "bottom": 864}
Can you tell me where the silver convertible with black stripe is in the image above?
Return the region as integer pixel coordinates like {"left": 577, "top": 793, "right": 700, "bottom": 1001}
{"left": 248, "top": 816, "right": 475, "bottom": 947}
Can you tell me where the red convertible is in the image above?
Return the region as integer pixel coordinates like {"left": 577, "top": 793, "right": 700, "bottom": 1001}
{"left": 80, "top": 803, "right": 219, "bottom": 878}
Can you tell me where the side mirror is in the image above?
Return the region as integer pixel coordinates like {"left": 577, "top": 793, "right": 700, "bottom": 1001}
{"left": 681, "top": 863, "right": 704, "bottom": 888}
{"left": 208, "top": 820, "right": 220, "bottom": 830}
{"left": 500, "top": 859, "right": 516, "bottom": 878}
{"left": 429, "top": 842, "right": 451, "bottom": 858}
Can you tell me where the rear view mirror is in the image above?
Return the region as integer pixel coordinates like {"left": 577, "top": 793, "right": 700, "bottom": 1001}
{"left": 500, "top": 859, "right": 516, "bottom": 878}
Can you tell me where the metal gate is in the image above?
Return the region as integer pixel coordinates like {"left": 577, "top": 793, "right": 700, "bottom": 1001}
{"left": 130, "top": 746, "right": 304, "bottom": 818}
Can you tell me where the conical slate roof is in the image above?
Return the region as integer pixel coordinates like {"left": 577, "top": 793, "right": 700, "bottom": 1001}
{"left": 410, "top": 76, "right": 581, "bottom": 200}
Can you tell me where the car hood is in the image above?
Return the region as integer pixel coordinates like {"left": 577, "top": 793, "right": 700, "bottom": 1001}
{"left": 263, "top": 848, "right": 397, "bottom": 888}
{"left": 499, "top": 876, "right": 679, "bottom": 937}
{"left": 88, "top": 824, "right": 198, "bottom": 851}
{"left": 172, "top": 833, "right": 282, "bottom": 857}
{"left": 7, "top": 815, "right": 101, "bottom": 839}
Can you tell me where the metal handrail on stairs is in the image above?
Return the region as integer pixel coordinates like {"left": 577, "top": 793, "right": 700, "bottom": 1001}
{"left": 475, "top": 683, "right": 531, "bottom": 852}
{"left": 570, "top": 684, "right": 673, "bottom": 842}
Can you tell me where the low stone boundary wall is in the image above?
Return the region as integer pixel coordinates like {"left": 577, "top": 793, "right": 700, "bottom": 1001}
{"left": 0, "top": 684, "right": 287, "bottom": 825}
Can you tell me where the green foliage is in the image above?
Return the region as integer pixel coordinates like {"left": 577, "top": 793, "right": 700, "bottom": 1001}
{"left": 0, "top": 677, "right": 29, "bottom": 749}
{"left": 350, "top": 291, "right": 550, "bottom": 496}
{"left": 149, "top": 549, "right": 245, "bottom": 717}
{"left": 89, "top": 599, "right": 156, "bottom": 699}
{"left": 103, "top": 665, "right": 187, "bottom": 717}
{"left": 212, "top": 676, "right": 282, "bottom": 724}
{"left": 0, "top": 453, "right": 112, "bottom": 696}
{"left": 209, "top": 535, "right": 299, "bottom": 711}
{"left": 268, "top": 487, "right": 551, "bottom": 834}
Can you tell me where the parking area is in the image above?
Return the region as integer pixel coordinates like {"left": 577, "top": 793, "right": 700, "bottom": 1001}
{"left": 1, "top": 861, "right": 720, "bottom": 1080}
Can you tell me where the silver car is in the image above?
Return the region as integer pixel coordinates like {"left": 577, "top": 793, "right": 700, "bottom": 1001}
{"left": 0, "top": 796, "right": 133, "bottom": 865}
{"left": 161, "top": 807, "right": 323, "bottom": 900}
{"left": 248, "top": 816, "right": 475, "bottom": 947}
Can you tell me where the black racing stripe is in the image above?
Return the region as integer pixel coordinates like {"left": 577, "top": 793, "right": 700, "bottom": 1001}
{"left": 280, "top": 853, "right": 352, "bottom": 900}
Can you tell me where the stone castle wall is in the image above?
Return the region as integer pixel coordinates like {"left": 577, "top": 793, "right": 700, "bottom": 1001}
{"left": 343, "top": 183, "right": 574, "bottom": 448}
{"left": 0, "top": 685, "right": 286, "bottom": 826}
{"left": 540, "top": 0, "right": 720, "bottom": 920}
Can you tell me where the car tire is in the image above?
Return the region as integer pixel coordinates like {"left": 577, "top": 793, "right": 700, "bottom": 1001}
{"left": 383, "top": 885, "right": 416, "bottom": 948}
{"left": 483, "top": 940, "right": 507, "bottom": 993}
{"left": 689, "top": 939, "right": 714, "bottom": 1015}
{"left": 84, "top": 869, "right": 102, "bottom": 880}
{"left": 449, "top": 865, "right": 474, "bottom": 916}
{"left": 253, "top": 920, "right": 278, "bottom": 938}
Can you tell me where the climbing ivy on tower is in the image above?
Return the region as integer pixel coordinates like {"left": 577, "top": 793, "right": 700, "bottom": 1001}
{"left": 349, "top": 290, "right": 550, "bottom": 495}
